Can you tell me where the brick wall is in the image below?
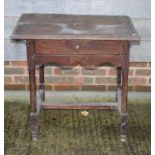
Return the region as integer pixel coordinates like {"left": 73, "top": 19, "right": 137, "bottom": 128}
{"left": 4, "top": 61, "right": 151, "bottom": 92}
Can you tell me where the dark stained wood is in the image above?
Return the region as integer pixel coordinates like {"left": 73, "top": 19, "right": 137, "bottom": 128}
{"left": 120, "top": 41, "right": 130, "bottom": 142}
{"left": 116, "top": 67, "right": 122, "bottom": 111}
{"left": 117, "top": 66, "right": 122, "bottom": 89}
{"left": 121, "top": 41, "right": 130, "bottom": 112}
{"left": 11, "top": 14, "right": 140, "bottom": 141}
{"left": 41, "top": 102, "right": 118, "bottom": 110}
{"left": 26, "top": 40, "right": 37, "bottom": 112}
{"left": 28, "top": 68, "right": 36, "bottom": 112}
{"left": 39, "top": 65, "right": 45, "bottom": 101}
{"left": 35, "top": 40, "right": 124, "bottom": 55}
{"left": 32, "top": 55, "right": 125, "bottom": 67}
{"left": 11, "top": 14, "right": 140, "bottom": 41}
{"left": 18, "top": 14, "right": 134, "bottom": 24}
{"left": 26, "top": 40, "right": 38, "bottom": 140}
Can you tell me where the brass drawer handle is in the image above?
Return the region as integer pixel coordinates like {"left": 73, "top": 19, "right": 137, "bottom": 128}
{"left": 75, "top": 45, "right": 80, "bottom": 50}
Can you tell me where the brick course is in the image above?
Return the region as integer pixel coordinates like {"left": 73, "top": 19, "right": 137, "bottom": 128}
{"left": 4, "top": 76, "right": 12, "bottom": 84}
{"left": 54, "top": 67, "right": 80, "bottom": 75}
{"left": 5, "top": 68, "right": 25, "bottom": 75}
{"left": 4, "top": 61, "right": 151, "bottom": 92}
{"left": 135, "top": 69, "right": 151, "bottom": 76}
{"left": 81, "top": 68, "right": 107, "bottom": 76}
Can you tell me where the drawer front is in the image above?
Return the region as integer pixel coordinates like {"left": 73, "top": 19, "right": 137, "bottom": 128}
{"left": 35, "top": 40, "right": 124, "bottom": 55}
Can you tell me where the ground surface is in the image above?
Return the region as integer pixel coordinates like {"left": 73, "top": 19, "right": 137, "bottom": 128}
{"left": 4, "top": 91, "right": 151, "bottom": 155}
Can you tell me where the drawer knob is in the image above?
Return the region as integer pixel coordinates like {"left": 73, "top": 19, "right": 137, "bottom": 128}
{"left": 75, "top": 45, "right": 80, "bottom": 50}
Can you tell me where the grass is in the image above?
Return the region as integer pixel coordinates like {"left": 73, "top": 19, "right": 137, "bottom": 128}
{"left": 4, "top": 98, "right": 150, "bottom": 155}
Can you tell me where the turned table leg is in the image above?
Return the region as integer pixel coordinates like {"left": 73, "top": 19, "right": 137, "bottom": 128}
{"left": 117, "top": 67, "right": 122, "bottom": 89}
{"left": 120, "top": 66, "right": 129, "bottom": 142}
{"left": 26, "top": 40, "right": 38, "bottom": 140}
{"left": 28, "top": 65, "right": 38, "bottom": 140}
{"left": 116, "top": 66, "right": 121, "bottom": 99}
{"left": 116, "top": 66, "right": 128, "bottom": 142}
{"left": 39, "top": 65, "right": 45, "bottom": 101}
{"left": 116, "top": 66, "right": 122, "bottom": 114}
{"left": 120, "top": 42, "right": 130, "bottom": 142}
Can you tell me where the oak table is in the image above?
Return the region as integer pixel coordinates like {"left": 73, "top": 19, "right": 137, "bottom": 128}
{"left": 11, "top": 13, "right": 140, "bottom": 142}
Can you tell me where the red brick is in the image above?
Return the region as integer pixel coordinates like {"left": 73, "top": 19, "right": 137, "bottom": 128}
{"left": 11, "top": 61, "right": 27, "bottom": 66}
{"left": 14, "top": 75, "right": 40, "bottom": 84}
{"left": 3, "top": 60, "right": 151, "bottom": 92}
{"left": 45, "top": 67, "right": 53, "bottom": 74}
{"left": 107, "top": 85, "right": 134, "bottom": 91}
{"left": 4, "top": 61, "right": 10, "bottom": 66}
{"left": 25, "top": 67, "right": 52, "bottom": 75}
{"left": 26, "top": 84, "right": 42, "bottom": 90}
{"left": 134, "top": 86, "right": 151, "bottom": 92}
{"left": 14, "top": 76, "right": 29, "bottom": 83}
{"left": 81, "top": 85, "right": 106, "bottom": 91}
{"left": 135, "top": 69, "right": 151, "bottom": 76}
{"left": 108, "top": 68, "right": 116, "bottom": 76}
{"left": 68, "top": 77, "right": 93, "bottom": 84}
{"left": 128, "top": 86, "right": 134, "bottom": 91}
{"left": 148, "top": 62, "right": 151, "bottom": 67}
{"left": 45, "top": 76, "right": 68, "bottom": 84}
{"left": 54, "top": 67, "right": 80, "bottom": 75}
{"left": 4, "top": 76, "right": 12, "bottom": 84}
{"left": 107, "top": 85, "right": 117, "bottom": 91}
{"left": 128, "top": 69, "right": 135, "bottom": 76}
{"left": 4, "top": 84, "right": 26, "bottom": 90}
{"left": 149, "top": 78, "right": 151, "bottom": 84}
{"left": 54, "top": 85, "right": 80, "bottom": 91}
{"left": 45, "top": 85, "right": 53, "bottom": 90}
{"left": 95, "top": 77, "right": 116, "bottom": 84}
{"left": 27, "top": 84, "right": 53, "bottom": 90}
{"left": 128, "top": 77, "right": 147, "bottom": 85}
{"left": 108, "top": 68, "right": 134, "bottom": 76}
{"left": 5, "top": 68, "right": 25, "bottom": 74}
{"left": 81, "top": 68, "right": 107, "bottom": 76}
{"left": 25, "top": 68, "right": 29, "bottom": 74}
{"left": 129, "top": 62, "right": 147, "bottom": 67}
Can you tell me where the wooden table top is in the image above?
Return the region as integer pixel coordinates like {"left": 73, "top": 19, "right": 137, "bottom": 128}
{"left": 11, "top": 13, "right": 140, "bottom": 41}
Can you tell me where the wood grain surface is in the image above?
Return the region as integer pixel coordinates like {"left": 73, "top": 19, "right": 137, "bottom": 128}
{"left": 11, "top": 14, "right": 140, "bottom": 40}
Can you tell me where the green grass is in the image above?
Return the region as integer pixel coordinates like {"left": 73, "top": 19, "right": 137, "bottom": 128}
{"left": 4, "top": 99, "right": 150, "bottom": 155}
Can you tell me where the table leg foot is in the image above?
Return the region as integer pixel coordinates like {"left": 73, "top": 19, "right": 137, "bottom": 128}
{"left": 30, "top": 112, "right": 38, "bottom": 140}
{"left": 120, "top": 113, "right": 127, "bottom": 142}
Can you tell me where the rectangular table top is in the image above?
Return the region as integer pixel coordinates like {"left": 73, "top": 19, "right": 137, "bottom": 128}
{"left": 11, "top": 13, "right": 140, "bottom": 41}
